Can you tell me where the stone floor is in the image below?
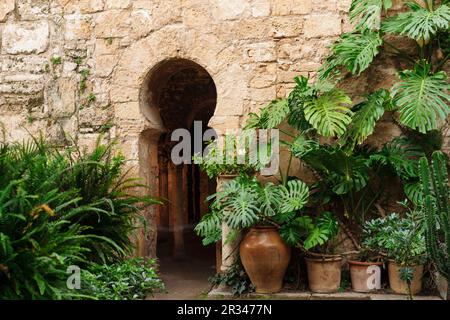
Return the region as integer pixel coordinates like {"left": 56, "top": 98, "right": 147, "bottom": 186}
{"left": 208, "top": 288, "right": 442, "bottom": 300}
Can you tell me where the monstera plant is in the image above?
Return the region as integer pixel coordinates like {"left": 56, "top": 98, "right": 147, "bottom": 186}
{"left": 195, "top": 174, "right": 310, "bottom": 293}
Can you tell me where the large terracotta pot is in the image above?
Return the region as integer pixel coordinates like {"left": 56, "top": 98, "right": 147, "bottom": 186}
{"left": 388, "top": 260, "right": 423, "bottom": 295}
{"left": 239, "top": 226, "right": 291, "bottom": 293}
{"left": 305, "top": 255, "right": 342, "bottom": 293}
{"left": 349, "top": 260, "right": 383, "bottom": 293}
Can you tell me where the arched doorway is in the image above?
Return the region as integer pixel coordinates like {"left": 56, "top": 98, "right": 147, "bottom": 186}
{"left": 142, "top": 58, "right": 217, "bottom": 271}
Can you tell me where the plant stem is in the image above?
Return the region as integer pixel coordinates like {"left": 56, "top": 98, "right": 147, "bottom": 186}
{"left": 383, "top": 40, "right": 417, "bottom": 64}
{"left": 434, "top": 53, "right": 450, "bottom": 72}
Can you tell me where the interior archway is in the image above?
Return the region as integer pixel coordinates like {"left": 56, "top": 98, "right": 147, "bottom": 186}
{"left": 142, "top": 58, "right": 217, "bottom": 275}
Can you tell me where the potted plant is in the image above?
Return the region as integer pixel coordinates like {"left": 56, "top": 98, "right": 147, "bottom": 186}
{"left": 419, "top": 151, "right": 450, "bottom": 300}
{"left": 363, "top": 210, "right": 427, "bottom": 296}
{"left": 293, "top": 212, "right": 342, "bottom": 293}
{"left": 195, "top": 174, "right": 309, "bottom": 293}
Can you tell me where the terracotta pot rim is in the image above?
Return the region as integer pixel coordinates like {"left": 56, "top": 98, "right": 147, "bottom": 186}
{"left": 251, "top": 225, "right": 278, "bottom": 230}
{"left": 305, "top": 255, "right": 342, "bottom": 262}
{"left": 387, "top": 259, "right": 423, "bottom": 267}
{"left": 348, "top": 260, "right": 384, "bottom": 266}
{"left": 218, "top": 174, "right": 239, "bottom": 178}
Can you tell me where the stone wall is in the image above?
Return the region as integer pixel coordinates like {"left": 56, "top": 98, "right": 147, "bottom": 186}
{"left": 0, "top": 0, "right": 356, "bottom": 147}
{"left": 0, "top": 0, "right": 448, "bottom": 256}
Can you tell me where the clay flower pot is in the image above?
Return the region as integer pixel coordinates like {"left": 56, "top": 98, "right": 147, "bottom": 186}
{"left": 239, "top": 226, "right": 291, "bottom": 293}
{"left": 349, "top": 260, "right": 383, "bottom": 293}
{"left": 305, "top": 255, "right": 342, "bottom": 293}
{"left": 388, "top": 260, "right": 423, "bottom": 295}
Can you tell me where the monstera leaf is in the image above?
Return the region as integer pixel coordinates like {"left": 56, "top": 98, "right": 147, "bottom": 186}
{"left": 350, "top": 0, "right": 393, "bottom": 30}
{"left": 382, "top": 2, "right": 450, "bottom": 42}
{"left": 320, "top": 30, "right": 383, "bottom": 78}
{"left": 303, "top": 89, "right": 353, "bottom": 137}
{"left": 302, "top": 146, "right": 370, "bottom": 195}
{"left": 370, "top": 137, "right": 425, "bottom": 179}
{"left": 279, "top": 180, "right": 310, "bottom": 214}
{"left": 391, "top": 63, "right": 450, "bottom": 133}
{"left": 342, "top": 89, "right": 389, "bottom": 149}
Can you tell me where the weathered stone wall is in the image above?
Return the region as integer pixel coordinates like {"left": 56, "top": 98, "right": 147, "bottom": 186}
{"left": 0, "top": 0, "right": 356, "bottom": 147}
{"left": 0, "top": 0, "right": 448, "bottom": 256}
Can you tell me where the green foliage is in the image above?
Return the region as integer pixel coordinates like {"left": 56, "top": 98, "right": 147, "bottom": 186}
{"left": 341, "top": 89, "right": 389, "bottom": 149}
{"left": 362, "top": 211, "right": 426, "bottom": 265}
{"left": 381, "top": 2, "right": 450, "bottom": 42}
{"left": 248, "top": 76, "right": 353, "bottom": 138}
{"left": 303, "top": 89, "right": 353, "bottom": 138}
{"left": 391, "top": 62, "right": 450, "bottom": 133}
{"left": 209, "top": 259, "right": 254, "bottom": 296}
{"left": 350, "top": 0, "right": 393, "bottom": 30}
{"left": 193, "top": 134, "right": 267, "bottom": 179}
{"left": 320, "top": 30, "right": 383, "bottom": 78}
{"left": 0, "top": 136, "right": 161, "bottom": 299}
{"left": 80, "top": 258, "right": 164, "bottom": 300}
{"left": 195, "top": 175, "right": 309, "bottom": 245}
{"left": 419, "top": 151, "right": 450, "bottom": 281}
{"left": 279, "top": 211, "right": 339, "bottom": 253}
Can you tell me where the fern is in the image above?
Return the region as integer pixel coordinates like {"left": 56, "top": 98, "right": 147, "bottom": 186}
{"left": 391, "top": 62, "right": 450, "bottom": 133}
{"left": 382, "top": 3, "right": 450, "bottom": 42}
{"left": 304, "top": 89, "right": 353, "bottom": 137}
{"left": 350, "top": 0, "right": 393, "bottom": 30}
{"left": 320, "top": 30, "right": 383, "bottom": 78}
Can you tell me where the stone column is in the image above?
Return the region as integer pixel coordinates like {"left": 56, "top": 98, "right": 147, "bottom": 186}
{"left": 173, "top": 164, "right": 185, "bottom": 258}
{"left": 217, "top": 175, "right": 241, "bottom": 272}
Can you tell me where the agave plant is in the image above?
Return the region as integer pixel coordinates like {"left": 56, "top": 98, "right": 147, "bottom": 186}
{"left": 195, "top": 175, "right": 309, "bottom": 246}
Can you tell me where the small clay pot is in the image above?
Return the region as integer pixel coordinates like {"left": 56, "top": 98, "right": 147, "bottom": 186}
{"left": 388, "top": 260, "right": 423, "bottom": 295}
{"left": 349, "top": 260, "right": 384, "bottom": 293}
{"left": 305, "top": 255, "right": 342, "bottom": 293}
{"left": 239, "top": 226, "right": 291, "bottom": 293}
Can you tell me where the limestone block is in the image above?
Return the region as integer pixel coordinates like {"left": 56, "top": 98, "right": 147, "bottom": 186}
{"left": 272, "top": 0, "right": 312, "bottom": 16}
{"left": 94, "top": 38, "right": 120, "bottom": 56}
{"left": 251, "top": 0, "right": 270, "bottom": 17}
{"left": 304, "top": 14, "right": 342, "bottom": 38}
{"left": 65, "top": 15, "right": 92, "bottom": 40}
{"left": 105, "top": 0, "right": 131, "bottom": 9}
{"left": 94, "top": 9, "right": 130, "bottom": 38}
{"left": 244, "top": 42, "right": 276, "bottom": 63}
{"left": 114, "top": 101, "right": 142, "bottom": 120}
{"left": 48, "top": 78, "right": 77, "bottom": 118}
{"left": 63, "top": 0, "right": 105, "bottom": 14}
{"left": 110, "top": 85, "right": 139, "bottom": 103}
{"left": 0, "top": 55, "right": 48, "bottom": 74}
{"left": 16, "top": 0, "right": 50, "bottom": 21}
{"left": 0, "top": 0, "right": 14, "bottom": 22}
{"left": 271, "top": 16, "right": 304, "bottom": 38}
{"left": 95, "top": 54, "right": 118, "bottom": 78}
{"left": 1, "top": 21, "right": 50, "bottom": 54}
{"left": 213, "top": 0, "right": 250, "bottom": 20}
{"left": 337, "top": 0, "right": 353, "bottom": 12}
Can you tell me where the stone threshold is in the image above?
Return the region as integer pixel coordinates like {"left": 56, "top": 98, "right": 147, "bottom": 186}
{"left": 208, "top": 287, "right": 442, "bottom": 300}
